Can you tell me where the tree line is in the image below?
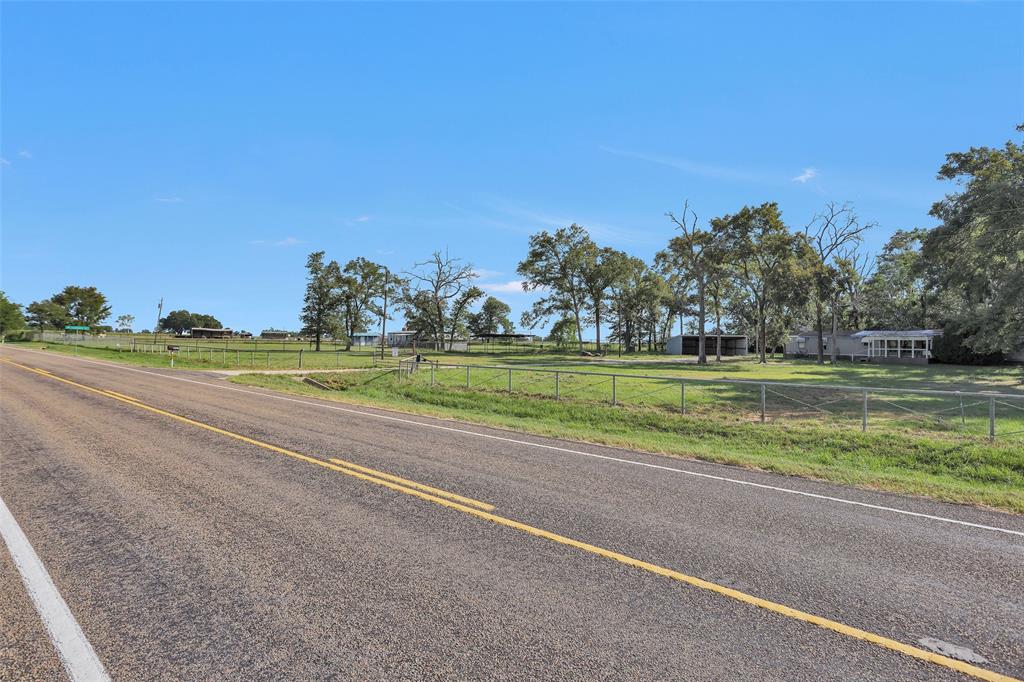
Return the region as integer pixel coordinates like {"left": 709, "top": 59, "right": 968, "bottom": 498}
{"left": 300, "top": 251, "right": 515, "bottom": 352}
{"left": 2, "top": 128, "right": 1018, "bottom": 364}
{"left": 302, "top": 126, "right": 1022, "bottom": 364}
{"left": 0, "top": 284, "right": 227, "bottom": 339}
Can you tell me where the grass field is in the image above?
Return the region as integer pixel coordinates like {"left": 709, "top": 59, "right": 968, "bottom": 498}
{"left": 231, "top": 370, "right": 1024, "bottom": 514}
{"left": 12, "top": 340, "right": 377, "bottom": 370}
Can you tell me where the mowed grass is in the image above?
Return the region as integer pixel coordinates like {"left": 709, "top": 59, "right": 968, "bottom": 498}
{"left": 229, "top": 369, "right": 1024, "bottom": 514}
{"left": 424, "top": 349, "right": 1024, "bottom": 393}
{"left": 9, "top": 341, "right": 377, "bottom": 370}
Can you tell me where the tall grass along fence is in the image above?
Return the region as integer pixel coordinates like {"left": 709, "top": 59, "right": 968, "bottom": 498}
{"left": 377, "top": 357, "right": 1024, "bottom": 443}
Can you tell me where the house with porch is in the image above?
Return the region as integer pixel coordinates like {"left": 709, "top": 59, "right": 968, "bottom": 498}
{"left": 784, "top": 329, "right": 943, "bottom": 364}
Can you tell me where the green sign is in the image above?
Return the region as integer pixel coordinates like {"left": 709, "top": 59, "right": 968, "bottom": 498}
{"left": 64, "top": 325, "right": 90, "bottom": 331}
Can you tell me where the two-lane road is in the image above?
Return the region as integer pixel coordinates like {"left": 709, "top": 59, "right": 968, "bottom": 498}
{"left": 2, "top": 345, "right": 1022, "bottom": 680}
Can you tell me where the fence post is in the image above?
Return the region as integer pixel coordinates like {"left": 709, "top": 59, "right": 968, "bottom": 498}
{"left": 555, "top": 372, "right": 560, "bottom": 400}
{"left": 958, "top": 392, "right": 965, "bottom": 425}
{"left": 251, "top": 351, "right": 254, "bottom": 367}
{"left": 989, "top": 396, "right": 996, "bottom": 442}
{"left": 760, "top": 384, "right": 766, "bottom": 423}
{"left": 508, "top": 368, "right": 512, "bottom": 393}
{"left": 680, "top": 381, "right": 686, "bottom": 415}
{"left": 266, "top": 353, "right": 270, "bottom": 369}
{"left": 235, "top": 349, "right": 239, "bottom": 365}
{"left": 431, "top": 362, "right": 435, "bottom": 386}
{"left": 298, "top": 349, "right": 303, "bottom": 369}
{"left": 862, "top": 389, "right": 868, "bottom": 432}
{"left": 612, "top": 376, "right": 617, "bottom": 406}
{"left": 465, "top": 365, "right": 471, "bottom": 387}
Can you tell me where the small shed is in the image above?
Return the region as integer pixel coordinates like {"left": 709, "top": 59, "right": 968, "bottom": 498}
{"left": 387, "top": 331, "right": 418, "bottom": 348}
{"left": 261, "top": 330, "right": 290, "bottom": 340}
{"left": 191, "top": 327, "right": 233, "bottom": 339}
{"left": 665, "top": 334, "right": 748, "bottom": 356}
{"left": 349, "top": 333, "right": 382, "bottom": 347}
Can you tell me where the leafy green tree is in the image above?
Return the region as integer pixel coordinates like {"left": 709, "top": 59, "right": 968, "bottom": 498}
{"left": 608, "top": 255, "right": 651, "bottom": 353}
{"left": 50, "top": 285, "right": 111, "bottom": 327}
{"left": 159, "top": 310, "right": 222, "bottom": 333}
{"left": 300, "top": 251, "right": 343, "bottom": 351}
{"left": 401, "top": 290, "right": 440, "bottom": 347}
{"left": 468, "top": 296, "right": 514, "bottom": 336}
{"left": 716, "top": 203, "right": 805, "bottom": 363}
{"left": 115, "top": 314, "right": 135, "bottom": 332}
{"left": 402, "top": 251, "right": 480, "bottom": 351}
{"left": 192, "top": 313, "right": 222, "bottom": 329}
{"left": 921, "top": 126, "right": 1024, "bottom": 354}
{"left": 580, "top": 246, "right": 629, "bottom": 354}
{"left": 545, "top": 316, "right": 578, "bottom": 349}
{"left": 448, "top": 286, "right": 485, "bottom": 349}
{"left": 0, "top": 292, "right": 27, "bottom": 340}
{"left": 159, "top": 310, "right": 196, "bottom": 334}
{"left": 26, "top": 299, "right": 70, "bottom": 330}
{"left": 861, "top": 229, "right": 936, "bottom": 330}
{"left": 661, "top": 201, "right": 727, "bottom": 363}
{"left": 517, "top": 224, "right": 594, "bottom": 352}
{"left": 803, "top": 202, "right": 872, "bottom": 363}
{"left": 339, "top": 258, "right": 388, "bottom": 350}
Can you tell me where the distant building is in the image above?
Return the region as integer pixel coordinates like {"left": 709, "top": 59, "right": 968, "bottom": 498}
{"left": 261, "top": 330, "right": 291, "bottom": 340}
{"left": 191, "top": 327, "right": 233, "bottom": 339}
{"left": 349, "top": 333, "right": 382, "bottom": 347}
{"left": 387, "top": 330, "right": 418, "bottom": 347}
{"left": 784, "top": 330, "right": 864, "bottom": 360}
{"left": 665, "top": 334, "right": 748, "bottom": 356}
{"left": 784, "top": 329, "right": 943, "bottom": 364}
{"left": 472, "top": 333, "right": 535, "bottom": 344}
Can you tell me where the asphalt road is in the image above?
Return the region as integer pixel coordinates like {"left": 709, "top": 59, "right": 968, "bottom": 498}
{"left": 2, "top": 345, "right": 1022, "bottom": 681}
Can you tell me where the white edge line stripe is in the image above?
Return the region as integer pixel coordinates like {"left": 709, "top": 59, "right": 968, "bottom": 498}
{"left": 5, "top": 347, "right": 1023, "bottom": 539}
{"left": 0, "top": 496, "right": 110, "bottom": 682}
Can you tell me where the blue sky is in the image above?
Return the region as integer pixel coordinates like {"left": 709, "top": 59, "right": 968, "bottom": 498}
{"left": 2, "top": 2, "right": 1021, "bottom": 334}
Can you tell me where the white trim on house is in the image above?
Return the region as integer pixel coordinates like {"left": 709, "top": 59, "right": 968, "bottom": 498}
{"left": 851, "top": 330, "right": 943, "bottom": 360}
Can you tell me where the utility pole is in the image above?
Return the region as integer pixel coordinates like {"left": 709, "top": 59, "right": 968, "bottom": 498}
{"left": 154, "top": 297, "right": 163, "bottom": 344}
{"left": 379, "top": 268, "right": 388, "bottom": 360}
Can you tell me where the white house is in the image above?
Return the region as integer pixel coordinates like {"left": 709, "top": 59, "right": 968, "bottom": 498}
{"left": 784, "top": 329, "right": 943, "bottom": 364}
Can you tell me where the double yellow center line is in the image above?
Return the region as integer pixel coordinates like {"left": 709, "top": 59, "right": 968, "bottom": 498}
{"left": 2, "top": 357, "right": 1016, "bottom": 682}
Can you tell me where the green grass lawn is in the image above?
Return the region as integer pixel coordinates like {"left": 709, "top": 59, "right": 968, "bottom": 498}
{"left": 423, "top": 349, "right": 1024, "bottom": 393}
{"left": 230, "top": 370, "right": 1024, "bottom": 514}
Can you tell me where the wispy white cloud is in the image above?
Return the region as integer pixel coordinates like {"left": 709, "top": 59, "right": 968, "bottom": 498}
{"left": 481, "top": 280, "right": 530, "bottom": 294}
{"left": 0, "top": 158, "right": 9, "bottom": 166}
{"left": 17, "top": 150, "right": 32, "bottom": 159}
{"left": 155, "top": 196, "right": 184, "bottom": 203}
{"left": 353, "top": 215, "right": 371, "bottom": 223}
{"left": 475, "top": 196, "right": 660, "bottom": 246}
{"left": 472, "top": 268, "right": 503, "bottom": 280}
{"left": 249, "top": 236, "right": 304, "bottom": 247}
{"left": 792, "top": 168, "right": 818, "bottom": 183}
{"left": 600, "top": 145, "right": 765, "bottom": 184}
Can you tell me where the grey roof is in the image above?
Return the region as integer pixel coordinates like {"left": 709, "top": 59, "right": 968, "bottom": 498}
{"left": 791, "top": 330, "right": 859, "bottom": 338}
{"left": 851, "top": 329, "right": 944, "bottom": 339}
